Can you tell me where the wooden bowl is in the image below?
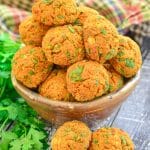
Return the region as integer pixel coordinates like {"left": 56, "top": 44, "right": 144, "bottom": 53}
{"left": 11, "top": 71, "right": 140, "bottom": 128}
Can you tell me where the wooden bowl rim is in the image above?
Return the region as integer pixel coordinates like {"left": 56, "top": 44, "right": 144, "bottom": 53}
{"left": 11, "top": 71, "right": 141, "bottom": 110}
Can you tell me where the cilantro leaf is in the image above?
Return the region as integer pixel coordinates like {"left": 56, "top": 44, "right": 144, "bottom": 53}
{"left": 125, "top": 58, "right": 135, "bottom": 68}
{"left": 69, "top": 66, "right": 84, "bottom": 82}
{"left": 0, "top": 131, "right": 18, "bottom": 150}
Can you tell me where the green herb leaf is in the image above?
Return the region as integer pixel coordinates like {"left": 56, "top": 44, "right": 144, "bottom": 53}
{"left": 117, "top": 51, "right": 124, "bottom": 57}
{"left": 125, "top": 58, "right": 135, "bottom": 68}
{"left": 43, "top": 0, "right": 53, "bottom": 5}
{"left": 93, "top": 139, "right": 98, "bottom": 144}
{"left": 120, "top": 136, "right": 127, "bottom": 145}
{"left": 69, "top": 66, "right": 84, "bottom": 82}
{"left": 105, "top": 49, "right": 116, "bottom": 60}
{"left": 57, "top": 15, "right": 64, "bottom": 19}
{"left": 100, "top": 29, "right": 107, "bottom": 35}
{"left": 29, "top": 70, "right": 35, "bottom": 75}
{"left": 68, "top": 26, "right": 75, "bottom": 33}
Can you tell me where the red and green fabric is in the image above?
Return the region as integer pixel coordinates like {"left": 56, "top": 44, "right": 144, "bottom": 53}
{"left": 0, "top": 0, "right": 149, "bottom": 43}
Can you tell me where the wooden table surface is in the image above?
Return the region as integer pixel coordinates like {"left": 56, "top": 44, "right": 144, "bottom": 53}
{"left": 47, "top": 38, "right": 150, "bottom": 150}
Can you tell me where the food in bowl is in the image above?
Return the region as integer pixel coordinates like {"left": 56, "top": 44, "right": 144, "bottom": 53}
{"left": 12, "top": 0, "right": 142, "bottom": 102}
{"left": 51, "top": 120, "right": 92, "bottom": 150}
{"left": 104, "top": 64, "right": 124, "bottom": 93}
{"left": 83, "top": 15, "right": 119, "bottom": 64}
{"left": 42, "top": 25, "right": 85, "bottom": 66}
{"left": 32, "top": 0, "right": 79, "bottom": 26}
{"left": 76, "top": 6, "right": 99, "bottom": 25}
{"left": 12, "top": 45, "right": 53, "bottom": 88}
{"left": 66, "top": 60, "right": 109, "bottom": 101}
{"left": 110, "top": 35, "right": 142, "bottom": 78}
{"left": 19, "top": 16, "right": 49, "bottom": 46}
{"left": 90, "top": 127, "right": 134, "bottom": 150}
{"left": 39, "top": 69, "right": 74, "bottom": 101}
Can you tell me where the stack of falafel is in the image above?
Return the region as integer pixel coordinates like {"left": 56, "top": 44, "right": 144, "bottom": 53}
{"left": 51, "top": 120, "right": 134, "bottom": 150}
{"left": 12, "top": 0, "right": 142, "bottom": 102}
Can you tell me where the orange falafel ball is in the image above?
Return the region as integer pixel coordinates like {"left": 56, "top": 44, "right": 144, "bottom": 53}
{"left": 19, "top": 16, "right": 49, "bottom": 46}
{"left": 90, "top": 127, "right": 134, "bottom": 150}
{"left": 39, "top": 69, "right": 74, "bottom": 101}
{"left": 74, "top": 6, "right": 99, "bottom": 25}
{"left": 12, "top": 46, "right": 53, "bottom": 88}
{"left": 51, "top": 120, "right": 91, "bottom": 150}
{"left": 83, "top": 15, "right": 119, "bottom": 64}
{"left": 66, "top": 60, "right": 109, "bottom": 101}
{"left": 110, "top": 35, "right": 142, "bottom": 78}
{"left": 104, "top": 64, "right": 124, "bottom": 93}
{"left": 32, "top": 0, "right": 79, "bottom": 26}
{"left": 42, "top": 25, "right": 85, "bottom": 66}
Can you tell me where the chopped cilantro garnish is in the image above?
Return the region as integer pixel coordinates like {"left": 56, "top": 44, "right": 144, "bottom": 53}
{"left": 125, "top": 58, "right": 135, "bottom": 68}
{"left": 93, "top": 139, "right": 98, "bottom": 144}
{"left": 52, "top": 44, "right": 61, "bottom": 53}
{"left": 74, "top": 19, "right": 81, "bottom": 25}
{"left": 120, "top": 136, "right": 127, "bottom": 145}
{"left": 32, "top": 58, "right": 38, "bottom": 65}
{"left": 68, "top": 26, "right": 75, "bottom": 33}
{"left": 57, "top": 15, "right": 64, "bottom": 19}
{"left": 105, "top": 49, "right": 116, "bottom": 60}
{"left": 69, "top": 66, "right": 84, "bottom": 82}
{"left": 66, "top": 50, "right": 70, "bottom": 59}
{"left": 95, "top": 79, "right": 99, "bottom": 86}
{"left": 100, "top": 29, "right": 107, "bottom": 35}
{"left": 29, "top": 70, "right": 35, "bottom": 75}
{"left": 43, "top": 0, "right": 53, "bottom": 5}
{"left": 117, "top": 51, "right": 124, "bottom": 57}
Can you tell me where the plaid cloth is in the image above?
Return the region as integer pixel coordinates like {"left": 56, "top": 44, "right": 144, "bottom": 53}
{"left": 0, "top": 0, "right": 150, "bottom": 44}
{"left": 0, "top": 5, "right": 31, "bottom": 38}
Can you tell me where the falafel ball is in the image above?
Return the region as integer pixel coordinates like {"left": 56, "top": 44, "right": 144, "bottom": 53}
{"left": 32, "top": 0, "right": 79, "bottom": 26}
{"left": 19, "top": 16, "right": 49, "bottom": 46}
{"left": 74, "top": 6, "right": 99, "bottom": 25}
{"left": 66, "top": 60, "right": 109, "bottom": 101}
{"left": 104, "top": 64, "right": 124, "bottom": 93}
{"left": 110, "top": 35, "right": 142, "bottom": 78}
{"left": 42, "top": 25, "right": 85, "bottom": 66}
{"left": 12, "top": 46, "right": 53, "bottom": 88}
{"left": 83, "top": 15, "right": 119, "bottom": 64}
{"left": 39, "top": 69, "right": 74, "bottom": 101}
{"left": 51, "top": 120, "right": 91, "bottom": 150}
{"left": 90, "top": 127, "right": 134, "bottom": 150}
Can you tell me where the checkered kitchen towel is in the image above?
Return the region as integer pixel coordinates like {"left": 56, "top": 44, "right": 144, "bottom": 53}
{"left": 0, "top": 0, "right": 150, "bottom": 44}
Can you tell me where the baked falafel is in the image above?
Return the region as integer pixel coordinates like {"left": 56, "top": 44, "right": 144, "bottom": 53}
{"left": 89, "top": 127, "right": 134, "bottom": 150}
{"left": 74, "top": 6, "right": 99, "bottom": 25}
{"left": 39, "top": 69, "right": 73, "bottom": 101}
{"left": 110, "top": 35, "right": 142, "bottom": 78}
{"left": 66, "top": 60, "right": 109, "bottom": 101}
{"left": 51, "top": 120, "right": 91, "bottom": 150}
{"left": 19, "top": 16, "right": 49, "bottom": 46}
{"left": 104, "top": 64, "right": 124, "bottom": 93}
{"left": 83, "top": 15, "right": 119, "bottom": 64}
{"left": 32, "top": 0, "right": 79, "bottom": 26}
{"left": 12, "top": 45, "right": 53, "bottom": 88}
{"left": 42, "top": 25, "right": 85, "bottom": 66}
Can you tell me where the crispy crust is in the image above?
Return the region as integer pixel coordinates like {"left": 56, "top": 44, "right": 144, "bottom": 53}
{"left": 12, "top": 45, "right": 53, "bottom": 88}
{"left": 42, "top": 25, "right": 85, "bottom": 66}
{"left": 51, "top": 120, "right": 92, "bottom": 150}
{"left": 66, "top": 60, "right": 109, "bottom": 101}
{"left": 32, "top": 0, "right": 79, "bottom": 26}
{"left": 83, "top": 15, "right": 119, "bottom": 64}
{"left": 110, "top": 35, "right": 142, "bottom": 78}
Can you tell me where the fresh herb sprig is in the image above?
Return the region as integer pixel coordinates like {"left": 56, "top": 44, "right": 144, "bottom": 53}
{"left": 0, "top": 33, "right": 48, "bottom": 150}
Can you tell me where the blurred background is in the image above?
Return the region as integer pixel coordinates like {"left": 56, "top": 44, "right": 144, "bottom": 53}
{"left": 0, "top": 0, "right": 149, "bottom": 46}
